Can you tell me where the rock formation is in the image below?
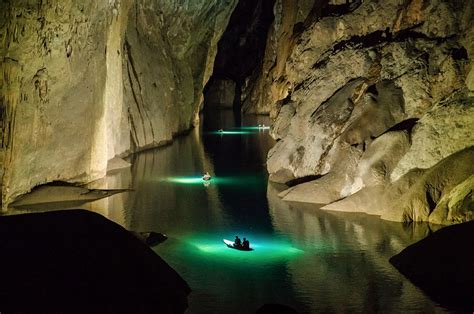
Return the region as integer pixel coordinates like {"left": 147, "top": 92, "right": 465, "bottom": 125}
{"left": 205, "top": 0, "right": 275, "bottom": 111}
{"left": 1, "top": 0, "right": 473, "bottom": 222}
{"left": 254, "top": 0, "right": 474, "bottom": 224}
{"left": 0, "top": 0, "right": 237, "bottom": 209}
{"left": 390, "top": 220, "right": 474, "bottom": 311}
{"left": 0, "top": 209, "right": 191, "bottom": 313}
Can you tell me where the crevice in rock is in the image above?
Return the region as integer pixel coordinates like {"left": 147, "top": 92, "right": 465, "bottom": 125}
{"left": 124, "top": 40, "right": 156, "bottom": 146}
{"left": 450, "top": 47, "right": 468, "bottom": 61}
{"left": 312, "top": 26, "right": 458, "bottom": 73}
{"left": 384, "top": 118, "right": 418, "bottom": 134}
{"left": 124, "top": 44, "right": 147, "bottom": 145}
{"left": 286, "top": 174, "right": 325, "bottom": 187}
{"left": 425, "top": 189, "right": 437, "bottom": 212}
{"left": 294, "top": 0, "right": 363, "bottom": 38}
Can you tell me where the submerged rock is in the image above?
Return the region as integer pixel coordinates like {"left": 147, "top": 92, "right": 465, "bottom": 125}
{"left": 134, "top": 231, "right": 168, "bottom": 247}
{"left": 390, "top": 221, "right": 474, "bottom": 312}
{"left": 0, "top": 209, "right": 190, "bottom": 313}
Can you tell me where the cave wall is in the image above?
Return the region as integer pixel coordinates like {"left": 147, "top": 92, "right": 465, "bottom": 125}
{"left": 123, "top": 0, "right": 237, "bottom": 150}
{"left": 204, "top": 0, "right": 276, "bottom": 110}
{"left": 255, "top": 0, "right": 474, "bottom": 224}
{"left": 0, "top": 0, "right": 237, "bottom": 209}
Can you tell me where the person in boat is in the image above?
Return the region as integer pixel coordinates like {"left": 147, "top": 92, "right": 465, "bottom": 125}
{"left": 234, "top": 236, "right": 242, "bottom": 248}
{"left": 202, "top": 171, "right": 211, "bottom": 181}
{"left": 242, "top": 237, "right": 250, "bottom": 250}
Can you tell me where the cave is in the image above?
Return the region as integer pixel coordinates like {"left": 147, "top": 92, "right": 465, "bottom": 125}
{"left": 0, "top": 0, "right": 473, "bottom": 313}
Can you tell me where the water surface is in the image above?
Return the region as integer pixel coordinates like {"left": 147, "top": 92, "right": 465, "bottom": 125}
{"left": 19, "top": 111, "right": 448, "bottom": 313}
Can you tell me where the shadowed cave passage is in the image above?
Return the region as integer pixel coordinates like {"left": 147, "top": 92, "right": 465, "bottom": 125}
{"left": 204, "top": 0, "right": 276, "bottom": 112}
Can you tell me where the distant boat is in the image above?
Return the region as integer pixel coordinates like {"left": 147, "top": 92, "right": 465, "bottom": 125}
{"left": 223, "top": 239, "right": 253, "bottom": 251}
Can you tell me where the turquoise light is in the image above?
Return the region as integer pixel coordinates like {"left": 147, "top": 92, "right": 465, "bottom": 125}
{"left": 208, "top": 130, "right": 254, "bottom": 135}
{"left": 181, "top": 233, "right": 304, "bottom": 264}
{"left": 160, "top": 175, "right": 259, "bottom": 186}
{"left": 233, "top": 126, "right": 270, "bottom": 131}
{"left": 162, "top": 176, "right": 207, "bottom": 185}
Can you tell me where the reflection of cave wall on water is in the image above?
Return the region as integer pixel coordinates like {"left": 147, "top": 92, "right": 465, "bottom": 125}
{"left": 267, "top": 183, "right": 440, "bottom": 313}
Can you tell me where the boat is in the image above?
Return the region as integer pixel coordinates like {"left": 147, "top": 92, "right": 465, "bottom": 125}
{"left": 223, "top": 239, "right": 253, "bottom": 251}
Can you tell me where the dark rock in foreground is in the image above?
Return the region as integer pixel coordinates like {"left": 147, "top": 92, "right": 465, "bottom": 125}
{"left": 0, "top": 209, "right": 190, "bottom": 313}
{"left": 133, "top": 231, "right": 168, "bottom": 246}
{"left": 390, "top": 221, "right": 474, "bottom": 312}
{"left": 256, "top": 303, "right": 298, "bottom": 314}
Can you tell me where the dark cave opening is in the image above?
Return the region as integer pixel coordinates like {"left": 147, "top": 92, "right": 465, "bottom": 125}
{"left": 203, "top": 0, "right": 275, "bottom": 116}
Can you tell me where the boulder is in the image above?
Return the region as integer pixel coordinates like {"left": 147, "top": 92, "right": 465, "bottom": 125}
{"left": 0, "top": 209, "right": 190, "bottom": 313}
{"left": 390, "top": 221, "right": 474, "bottom": 312}
{"left": 382, "top": 146, "right": 474, "bottom": 223}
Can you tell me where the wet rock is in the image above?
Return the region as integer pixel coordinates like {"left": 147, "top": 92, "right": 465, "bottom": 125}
{"left": 134, "top": 231, "right": 168, "bottom": 247}
{"left": 0, "top": 209, "right": 190, "bottom": 313}
{"left": 390, "top": 221, "right": 474, "bottom": 312}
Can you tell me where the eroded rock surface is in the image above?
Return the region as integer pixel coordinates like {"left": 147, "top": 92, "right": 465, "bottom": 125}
{"left": 256, "top": 0, "right": 474, "bottom": 223}
{"left": 0, "top": 0, "right": 237, "bottom": 209}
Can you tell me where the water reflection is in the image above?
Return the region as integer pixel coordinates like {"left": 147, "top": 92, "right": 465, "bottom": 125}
{"left": 6, "top": 110, "right": 448, "bottom": 313}
{"left": 267, "top": 183, "right": 444, "bottom": 313}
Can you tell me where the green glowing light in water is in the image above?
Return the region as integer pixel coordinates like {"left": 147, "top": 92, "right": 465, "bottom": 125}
{"left": 232, "top": 126, "right": 270, "bottom": 131}
{"left": 181, "top": 234, "right": 304, "bottom": 264}
{"left": 163, "top": 176, "right": 207, "bottom": 184}
{"left": 160, "top": 175, "right": 260, "bottom": 186}
{"left": 208, "top": 130, "right": 255, "bottom": 135}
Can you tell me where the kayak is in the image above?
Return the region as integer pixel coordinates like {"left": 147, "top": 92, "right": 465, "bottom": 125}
{"left": 223, "top": 239, "right": 253, "bottom": 251}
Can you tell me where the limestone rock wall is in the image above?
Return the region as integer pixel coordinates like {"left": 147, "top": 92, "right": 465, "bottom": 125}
{"left": 258, "top": 0, "right": 474, "bottom": 224}
{"left": 123, "top": 0, "right": 237, "bottom": 150}
{"left": 0, "top": 0, "right": 132, "bottom": 209}
{"left": 0, "top": 0, "right": 237, "bottom": 209}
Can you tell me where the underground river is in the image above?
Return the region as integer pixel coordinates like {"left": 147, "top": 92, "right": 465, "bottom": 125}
{"left": 25, "top": 110, "right": 448, "bottom": 313}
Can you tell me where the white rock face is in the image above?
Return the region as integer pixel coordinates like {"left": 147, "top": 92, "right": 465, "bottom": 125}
{"left": 345, "top": 130, "right": 410, "bottom": 195}
{"left": 391, "top": 97, "right": 474, "bottom": 181}
{"left": 323, "top": 146, "right": 474, "bottom": 224}
{"left": 0, "top": 0, "right": 132, "bottom": 209}
{"left": 0, "top": 0, "right": 237, "bottom": 209}
{"left": 122, "top": 0, "right": 237, "bottom": 150}
{"left": 251, "top": 0, "right": 474, "bottom": 223}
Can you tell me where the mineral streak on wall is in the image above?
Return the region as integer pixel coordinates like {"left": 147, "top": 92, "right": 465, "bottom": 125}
{"left": 0, "top": 0, "right": 237, "bottom": 210}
